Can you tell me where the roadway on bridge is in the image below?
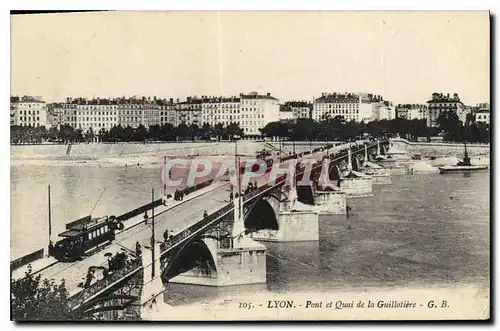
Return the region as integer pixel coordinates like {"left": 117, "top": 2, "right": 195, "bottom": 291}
{"left": 36, "top": 183, "right": 233, "bottom": 296}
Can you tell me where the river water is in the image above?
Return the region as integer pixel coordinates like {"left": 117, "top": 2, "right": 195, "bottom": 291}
{"left": 10, "top": 165, "right": 490, "bottom": 305}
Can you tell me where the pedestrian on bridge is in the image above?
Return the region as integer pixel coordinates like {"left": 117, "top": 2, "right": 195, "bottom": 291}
{"left": 229, "top": 191, "right": 234, "bottom": 202}
{"left": 163, "top": 229, "right": 169, "bottom": 243}
{"left": 203, "top": 210, "right": 208, "bottom": 218}
{"left": 143, "top": 212, "right": 149, "bottom": 225}
{"left": 135, "top": 241, "right": 142, "bottom": 259}
{"left": 84, "top": 269, "right": 95, "bottom": 288}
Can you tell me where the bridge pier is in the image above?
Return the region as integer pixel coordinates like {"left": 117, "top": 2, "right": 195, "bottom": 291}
{"left": 140, "top": 242, "right": 173, "bottom": 319}
{"left": 339, "top": 173, "right": 373, "bottom": 197}
{"left": 340, "top": 148, "right": 373, "bottom": 197}
{"left": 360, "top": 144, "right": 392, "bottom": 185}
{"left": 169, "top": 237, "right": 267, "bottom": 286}
{"left": 249, "top": 196, "right": 320, "bottom": 242}
{"left": 313, "top": 188, "right": 347, "bottom": 215}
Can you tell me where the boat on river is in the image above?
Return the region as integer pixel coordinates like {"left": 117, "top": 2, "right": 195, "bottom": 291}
{"left": 438, "top": 142, "right": 489, "bottom": 174}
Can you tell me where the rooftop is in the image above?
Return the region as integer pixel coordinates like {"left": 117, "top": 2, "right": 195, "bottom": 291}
{"left": 239, "top": 92, "right": 278, "bottom": 100}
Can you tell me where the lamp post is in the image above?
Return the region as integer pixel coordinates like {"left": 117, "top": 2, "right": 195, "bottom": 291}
{"left": 47, "top": 185, "right": 52, "bottom": 256}
{"left": 151, "top": 188, "right": 156, "bottom": 279}
{"left": 233, "top": 135, "right": 242, "bottom": 217}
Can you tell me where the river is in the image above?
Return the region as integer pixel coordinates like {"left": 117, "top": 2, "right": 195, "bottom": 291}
{"left": 10, "top": 165, "right": 490, "bottom": 306}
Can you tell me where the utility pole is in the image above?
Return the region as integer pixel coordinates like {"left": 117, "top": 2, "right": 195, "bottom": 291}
{"left": 151, "top": 188, "right": 155, "bottom": 279}
{"left": 279, "top": 138, "right": 282, "bottom": 162}
{"left": 163, "top": 155, "right": 167, "bottom": 196}
{"left": 238, "top": 156, "right": 242, "bottom": 218}
{"left": 48, "top": 185, "right": 52, "bottom": 248}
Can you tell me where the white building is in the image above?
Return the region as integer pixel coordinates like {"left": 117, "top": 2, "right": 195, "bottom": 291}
{"left": 426, "top": 93, "right": 466, "bottom": 127}
{"left": 396, "top": 104, "right": 429, "bottom": 121}
{"left": 10, "top": 96, "right": 47, "bottom": 128}
{"left": 375, "top": 103, "right": 396, "bottom": 121}
{"left": 278, "top": 105, "right": 294, "bottom": 122}
{"left": 313, "top": 92, "right": 384, "bottom": 123}
{"left": 62, "top": 97, "right": 166, "bottom": 133}
{"left": 475, "top": 109, "right": 490, "bottom": 125}
{"left": 281, "top": 101, "right": 312, "bottom": 120}
{"left": 201, "top": 96, "right": 241, "bottom": 127}
{"left": 239, "top": 92, "right": 279, "bottom": 137}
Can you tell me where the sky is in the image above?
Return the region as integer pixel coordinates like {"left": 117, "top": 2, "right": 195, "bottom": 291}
{"left": 10, "top": 11, "right": 490, "bottom": 105}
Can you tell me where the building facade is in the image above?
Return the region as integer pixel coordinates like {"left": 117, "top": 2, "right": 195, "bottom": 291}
{"left": 46, "top": 103, "right": 64, "bottom": 128}
{"left": 158, "top": 98, "right": 177, "bottom": 126}
{"left": 313, "top": 92, "right": 384, "bottom": 123}
{"left": 281, "top": 101, "right": 312, "bottom": 120}
{"left": 10, "top": 96, "right": 48, "bottom": 128}
{"left": 426, "top": 93, "right": 465, "bottom": 127}
{"left": 176, "top": 97, "right": 202, "bottom": 126}
{"left": 239, "top": 92, "right": 279, "bottom": 136}
{"left": 395, "top": 104, "right": 429, "bottom": 121}
{"left": 61, "top": 97, "right": 168, "bottom": 133}
{"left": 278, "top": 109, "right": 294, "bottom": 122}
{"left": 201, "top": 96, "right": 241, "bottom": 127}
{"left": 475, "top": 110, "right": 490, "bottom": 124}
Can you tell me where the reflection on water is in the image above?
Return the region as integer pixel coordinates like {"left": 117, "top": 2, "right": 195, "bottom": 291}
{"left": 11, "top": 166, "right": 489, "bottom": 307}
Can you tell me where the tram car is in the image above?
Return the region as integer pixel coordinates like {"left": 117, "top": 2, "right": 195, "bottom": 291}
{"left": 255, "top": 150, "right": 274, "bottom": 173}
{"left": 50, "top": 215, "right": 125, "bottom": 262}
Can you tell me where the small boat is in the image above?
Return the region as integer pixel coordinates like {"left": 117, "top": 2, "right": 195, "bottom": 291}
{"left": 438, "top": 142, "right": 489, "bottom": 174}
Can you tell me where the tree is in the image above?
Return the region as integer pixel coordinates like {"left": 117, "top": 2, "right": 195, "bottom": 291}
{"left": 85, "top": 127, "right": 95, "bottom": 143}
{"left": 11, "top": 267, "right": 73, "bottom": 320}
{"left": 175, "top": 123, "right": 189, "bottom": 141}
{"left": 188, "top": 124, "right": 200, "bottom": 141}
{"left": 436, "top": 110, "right": 462, "bottom": 141}
{"left": 225, "top": 122, "right": 244, "bottom": 138}
{"left": 133, "top": 124, "right": 149, "bottom": 142}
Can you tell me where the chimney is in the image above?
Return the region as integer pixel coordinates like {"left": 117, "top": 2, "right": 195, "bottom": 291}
{"left": 170, "top": 98, "right": 174, "bottom": 103}
{"left": 267, "top": 92, "right": 271, "bottom": 97}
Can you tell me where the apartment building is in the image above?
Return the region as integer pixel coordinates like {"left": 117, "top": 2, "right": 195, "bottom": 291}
{"left": 10, "top": 96, "right": 48, "bottom": 128}
{"left": 396, "top": 104, "right": 429, "bottom": 121}
{"left": 201, "top": 96, "right": 241, "bottom": 127}
{"left": 313, "top": 92, "right": 384, "bottom": 123}
{"left": 426, "top": 93, "right": 465, "bottom": 127}
{"left": 239, "top": 92, "right": 279, "bottom": 137}
{"left": 176, "top": 96, "right": 202, "bottom": 126}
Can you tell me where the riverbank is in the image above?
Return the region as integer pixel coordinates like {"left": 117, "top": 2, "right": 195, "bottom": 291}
{"left": 390, "top": 138, "right": 490, "bottom": 158}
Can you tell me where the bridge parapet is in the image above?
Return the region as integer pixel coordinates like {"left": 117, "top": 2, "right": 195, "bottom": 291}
{"left": 69, "top": 257, "right": 142, "bottom": 311}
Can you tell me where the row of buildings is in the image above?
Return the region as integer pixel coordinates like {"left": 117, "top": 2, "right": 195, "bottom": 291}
{"left": 11, "top": 92, "right": 280, "bottom": 137}
{"left": 11, "top": 91, "right": 489, "bottom": 137}
{"left": 395, "top": 93, "right": 490, "bottom": 126}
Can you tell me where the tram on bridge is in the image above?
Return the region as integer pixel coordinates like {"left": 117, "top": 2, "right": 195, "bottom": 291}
{"left": 50, "top": 215, "right": 125, "bottom": 262}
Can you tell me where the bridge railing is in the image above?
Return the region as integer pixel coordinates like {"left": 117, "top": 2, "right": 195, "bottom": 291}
{"left": 68, "top": 257, "right": 142, "bottom": 310}
{"left": 116, "top": 199, "right": 164, "bottom": 222}
{"left": 10, "top": 248, "right": 45, "bottom": 273}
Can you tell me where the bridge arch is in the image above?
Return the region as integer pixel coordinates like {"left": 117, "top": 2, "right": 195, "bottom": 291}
{"left": 161, "top": 238, "right": 217, "bottom": 283}
{"left": 296, "top": 185, "right": 315, "bottom": 205}
{"left": 244, "top": 195, "right": 279, "bottom": 233}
